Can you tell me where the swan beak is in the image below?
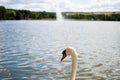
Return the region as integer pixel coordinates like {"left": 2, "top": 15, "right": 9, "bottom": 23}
{"left": 61, "top": 50, "right": 67, "bottom": 61}
{"left": 61, "top": 53, "right": 67, "bottom": 61}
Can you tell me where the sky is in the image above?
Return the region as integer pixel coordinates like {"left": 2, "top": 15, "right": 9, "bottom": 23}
{"left": 0, "top": 0, "right": 120, "bottom": 12}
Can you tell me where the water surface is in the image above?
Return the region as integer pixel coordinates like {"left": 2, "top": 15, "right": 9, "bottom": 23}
{"left": 0, "top": 20, "right": 120, "bottom": 80}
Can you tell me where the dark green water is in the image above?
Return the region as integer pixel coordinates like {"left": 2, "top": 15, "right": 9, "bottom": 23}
{"left": 0, "top": 21, "right": 120, "bottom": 80}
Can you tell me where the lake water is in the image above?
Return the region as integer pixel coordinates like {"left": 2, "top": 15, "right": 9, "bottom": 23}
{"left": 0, "top": 20, "right": 120, "bottom": 80}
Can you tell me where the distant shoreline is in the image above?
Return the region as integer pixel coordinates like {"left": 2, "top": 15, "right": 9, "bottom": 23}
{"left": 0, "top": 6, "right": 120, "bottom": 21}
{"left": 62, "top": 12, "right": 120, "bottom": 21}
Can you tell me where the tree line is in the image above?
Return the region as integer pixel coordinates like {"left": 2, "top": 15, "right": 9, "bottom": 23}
{"left": 0, "top": 6, "right": 120, "bottom": 21}
{"left": 62, "top": 12, "right": 120, "bottom": 21}
{"left": 0, "top": 6, "right": 56, "bottom": 20}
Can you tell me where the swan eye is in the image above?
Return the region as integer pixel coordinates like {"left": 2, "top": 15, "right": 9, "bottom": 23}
{"left": 62, "top": 50, "right": 66, "bottom": 54}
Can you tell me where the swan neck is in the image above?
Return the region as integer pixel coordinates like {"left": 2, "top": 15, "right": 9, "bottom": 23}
{"left": 71, "top": 53, "right": 78, "bottom": 80}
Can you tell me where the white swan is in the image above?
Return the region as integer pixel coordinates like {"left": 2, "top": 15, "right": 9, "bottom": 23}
{"left": 61, "top": 47, "right": 78, "bottom": 80}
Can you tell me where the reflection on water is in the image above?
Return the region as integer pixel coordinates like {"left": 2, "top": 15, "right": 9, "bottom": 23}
{"left": 0, "top": 21, "right": 120, "bottom": 80}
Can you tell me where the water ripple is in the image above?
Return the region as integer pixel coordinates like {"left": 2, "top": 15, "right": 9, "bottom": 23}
{"left": 0, "top": 21, "right": 120, "bottom": 80}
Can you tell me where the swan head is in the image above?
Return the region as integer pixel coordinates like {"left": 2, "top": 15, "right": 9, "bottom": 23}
{"left": 61, "top": 47, "right": 78, "bottom": 61}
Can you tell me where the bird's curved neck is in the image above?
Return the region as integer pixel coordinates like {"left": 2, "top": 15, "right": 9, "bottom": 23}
{"left": 71, "top": 53, "right": 78, "bottom": 80}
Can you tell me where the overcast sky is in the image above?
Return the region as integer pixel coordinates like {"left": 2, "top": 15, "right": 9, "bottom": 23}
{"left": 0, "top": 0, "right": 120, "bottom": 12}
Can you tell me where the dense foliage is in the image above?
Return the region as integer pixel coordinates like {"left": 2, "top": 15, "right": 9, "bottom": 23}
{"left": 0, "top": 6, "right": 56, "bottom": 20}
{"left": 0, "top": 6, "right": 120, "bottom": 21}
{"left": 62, "top": 12, "right": 120, "bottom": 21}
{"left": 0, "top": 6, "right": 6, "bottom": 20}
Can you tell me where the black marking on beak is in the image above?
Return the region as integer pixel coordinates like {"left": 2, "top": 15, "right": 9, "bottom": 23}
{"left": 61, "top": 50, "right": 67, "bottom": 61}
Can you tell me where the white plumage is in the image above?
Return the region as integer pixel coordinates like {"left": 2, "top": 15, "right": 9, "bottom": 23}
{"left": 61, "top": 47, "right": 78, "bottom": 80}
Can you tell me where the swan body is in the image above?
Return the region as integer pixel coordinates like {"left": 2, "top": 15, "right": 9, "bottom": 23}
{"left": 61, "top": 47, "right": 78, "bottom": 80}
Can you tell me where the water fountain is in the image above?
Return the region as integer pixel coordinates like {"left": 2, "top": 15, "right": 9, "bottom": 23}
{"left": 56, "top": 11, "right": 63, "bottom": 21}
{"left": 56, "top": 1, "right": 64, "bottom": 21}
{"left": 56, "top": 6, "right": 64, "bottom": 21}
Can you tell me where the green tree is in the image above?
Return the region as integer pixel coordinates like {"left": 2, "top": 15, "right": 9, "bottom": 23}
{"left": 0, "top": 6, "right": 6, "bottom": 20}
{"left": 6, "top": 10, "right": 16, "bottom": 20}
{"left": 16, "top": 10, "right": 31, "bottom": 20}
{"left": 29, "top": 12, "right": 40, "bottom": 19}
{"left": 49, "top": 12, "right": 56, "bottom": 19}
